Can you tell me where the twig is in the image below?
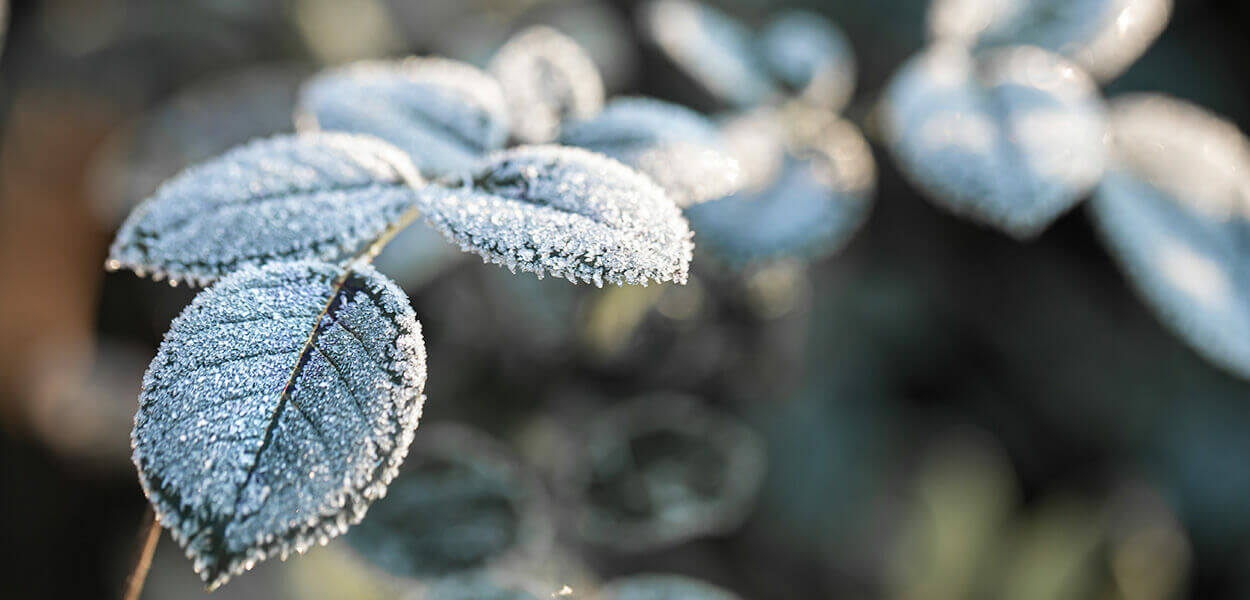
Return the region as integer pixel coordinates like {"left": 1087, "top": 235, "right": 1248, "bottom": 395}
{"left": 122, "top": 507, "right": 161, "bottom": 600}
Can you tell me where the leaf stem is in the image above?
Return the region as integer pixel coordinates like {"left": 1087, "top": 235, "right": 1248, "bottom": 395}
{"left": 122, "top": 507, "right": 161, "bottom": 600}
{"left": 352, "top": 168, "right": 431, "bottom": 268}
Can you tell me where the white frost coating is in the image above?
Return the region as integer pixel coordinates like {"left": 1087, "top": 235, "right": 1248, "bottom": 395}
{"left": 489, "top": 26, "right": 605, "bottom": 144}
{"left": 639, "top": 0, "right": 776, "bottom": 108}
{"left": 1089, "top": 94, "right": 1250, "bottom": 380}
{"left": 560, "top": 97, "right": 740, "bottom": 207}
{"left": 928, "top": 0, "right": 1172, "bottom": 81}
{"left": 597, "top": 574, "right": 744, "bottom": 600}
{"left": 298, "top": 58, "right": 510, "bottom": 177}
{"left": 689, "top": 115, "right": 876, "bottom": 265}
{"left": 108, "top": 133, "right": 423, "bottom": 287}
{"left": 416, "top": 145, "right": 694, "bottom": 287}
{"left": 757, "top": 10, "right": 857, "bottom": 111}
{"left": 882, "top": 44, "right": 1107, "bottom": 238}
{"left": 131, "top": 261, "right": 427, "bottom": 589}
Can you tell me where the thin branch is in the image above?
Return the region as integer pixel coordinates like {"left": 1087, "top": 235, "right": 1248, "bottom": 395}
{"left": 122, "top": 507, "right": 161, "bottom": 600}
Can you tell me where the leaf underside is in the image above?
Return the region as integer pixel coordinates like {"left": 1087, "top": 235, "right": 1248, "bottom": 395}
{"left": 416, "top": 145, "right": 694, "bottom": 287}
{"left": 132, "top": 260, "right": 426, "bottom": 589}
{"left": 108, "top": 133, "right": 421, "bottom": 286}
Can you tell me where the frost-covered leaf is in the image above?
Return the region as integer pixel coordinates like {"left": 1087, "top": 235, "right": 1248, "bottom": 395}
{"left": 639, "top": 0, "right": 776, "bottom": 108}
{"left": 88, "top": 63, "right": 308, "bottom": 226}
{"left": 1089, "top": 95, "right": 1250, "bottom": 379}
{"left": 132, "top": 260, "right": 427, "bottom": 589}
{"left": 559, "top": 97, "right": 740, "bottom": 207}
{"left": 571, "top": 394, "right": 765, "bottom": 551}
{"left": 488, "top": 26, "right": 605, "bottom": 144}
{"left": 929, "top": 0, "right": 1172, "bottom": 81}
{"left": 416, "top": 145, "right": 694, "bottom": 287}
{"left": 345, "top": 424, "right": 552, "bottom": 579}
{"left": 597, "top": 574, "right": 743, "bottom": 600}
{"left": 689, "top": 111, "right": 875, "bottom": 265}
{"left": 882, "top": 44, "right": 1107, "bottom": 238}
{"left": 298, "top": 58, "right": 510, "bottom": 177}
{"left": 757, "top": 10, "right": 857, "bottom": 111}
{"left": 108, "top": 133, "right": 421, "bottom": 286}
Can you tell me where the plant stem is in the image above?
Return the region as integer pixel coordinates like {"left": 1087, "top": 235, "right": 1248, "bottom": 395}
{"left": 122, "top": 508, "right": 161, "bottom": 600}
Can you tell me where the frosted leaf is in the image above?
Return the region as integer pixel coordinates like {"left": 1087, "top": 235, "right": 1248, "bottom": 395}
{"left": 719, "top": 109, "right": 787, "bottom": 194}
{"left": 689, "top": 112, "right": 875, "bottom": 265}
{"left": 757, "top": 10, "right": 857, "bottom": 111}
{"left": 1089, "top": 94, "right": 1250, "bottom": 380}
{"left": 88, "top": 63, "right": 308, "bottom": 226}
{"left": 488, "top": 26, "right": 605, "bottom": 144}
{"left": 108, "top": 133, "right": 422, "bottom": 286}
{"left": 131, "top": 260, "right": 427, "bottom": 589}
{"left": 416, "top": 145, "right": 694, "bottom": 287}
{"left": 882, "top": 44, "right": 1107, "bottom": 238}
{"left": 298, "top": 58, "right": 510, "bottom": 177}
{"left": 597, "top": 574, "right": 743, "bottom": 600}
{"left": 345, "top": 424, "right": 553, "bottom": 579}
{"left": 559, "top": 97, "right": 740, "bottom": 207}
{"left": 639, "top": 0, "right": 776, "bottom": 108}
{"left": 929, "top": 0, "right": 1172, "bottom": 81}
{"left": 571, "top": 394, "right": 766, "bottom": 551}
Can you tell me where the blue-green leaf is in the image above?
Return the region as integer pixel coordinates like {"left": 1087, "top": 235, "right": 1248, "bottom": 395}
{"left": 298, "top": 58, "right": 510, "bottom": 177}
{"left": 559, "top": 97, "right": 740, "bottom": 207}
{"left": 882, "top": 44, "right": 1107, "bottom": 238}
{"left": 416, "top": 145, "right": 694, "bottom": 287}
{"left": 928, "top": 0, "right": 1172, "bottom": 81}
{"left": 108, "top": 133, "right": 421, "bottom": 287}
{"left": 598, "top": 574, "right": 743, "bottom": 600}
{"left": 132, "top": 260, "right": 427, "bottom": 589}
{"left": 757, "top": 10, "right": 856, "bottom": 110}
{"left": 1090, "top": 94, "right": 1250, "bottom": 379}
{"left": 489, "top": 26, "right": 605, "bottom": 144}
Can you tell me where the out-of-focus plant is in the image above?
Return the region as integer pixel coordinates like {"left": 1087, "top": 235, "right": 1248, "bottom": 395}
{"left": 594, "top": 573, "right": 742, "bottom": 600}
{"left": 104, "top": 26, "right": 739, "bottom": 594}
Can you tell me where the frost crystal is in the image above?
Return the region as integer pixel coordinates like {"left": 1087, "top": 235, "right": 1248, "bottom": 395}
{"left": 598, "top": 574, "right": 744, "bottom": 600}
{"left": 882, "top": 44, "right": 1107, "bottom": 238}
{"left": 416, "top": 145, "right": 694, "bottom": 287}
{"left": 1090, "top": 94, "right": 1250, "bottom": 380}
{"left": 757, "top": 10, "right": 857, "bottom": 111}
{"left": 489, "top": 26, "right": 605, "bottom": 144}
{"left": 108, "top": 133, "right": 422, "bottom": 287}
{"left": 344, "top": 424, "right": 552, "bottom": 579}
{"left": 131, "top": 260, "right": 427, "bottom": 589}
{"left": 928, "top": 0, "right": 1172, "bottom": 81}
{"left": 298, "top": 58, "right": 510, "bottom": 177}
{"left": 560, "top": 97, "right": 740, "bottom": 207}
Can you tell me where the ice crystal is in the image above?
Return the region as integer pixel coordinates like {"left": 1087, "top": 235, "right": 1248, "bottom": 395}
{"left": 1089, "top": 94, "right": 1250, "bottom": 380}
{"left": 929, "top": 0, "right": 1172, "bottom": 81}
{"left": 757, "top": 10, "right": 857, "bottom": 111}
{"left": 597, "top": 574, "right": 744, "bottom": 600}
{"left": 559, "top": 97, "right": 740, "bottom": 207}
{"left": 415, "top": 145, "right": 694, "bottom": 287}
{"left": 639, "top": 0, "right": 775, "bottom": 108}
{"left": 489, "top": 26, "right": 605, "bottom": 144}
{"left": 131, "top": 260, "right": 427, "bottom": 589}
{"left": 345, "top": 424, "right": 552, "bottom": 579}
{"left": 882, "top": 44, "right": 1107, "bottom": 238}
{"left": 108, "top": 133, "right": 422, "bottom": 287}
{"left": 298, "top": 58, "right": 510, "bottom": 177}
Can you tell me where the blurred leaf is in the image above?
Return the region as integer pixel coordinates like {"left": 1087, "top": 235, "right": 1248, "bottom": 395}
{"left": 345, "top": 424, "right": 553, "bottom": 580}
{"left": 597, "top": 574, "right": 742, "bottom": 600}
{"left": 928, "top": 0, "right": 1172, "bottom": 82}
{"left": 371, "top": 219, "right": 467, "bottom": 291}
{"left": 298, "top": 58, "right": 510, "bottom": 177}
{"left": 132, "top": 261, "right": 427, "bottom": 589}
{"left": 489, "top": 26, "right": 605, "bottom": 144}
{"left": 559, "top": 97, "right": 740, "bottom": 207}
{"left": 416, "top": 145, "right": 694, "bottom": 287}
{"left": 109, "top": 133, "right": 421, "bottom": 286}
{"left": 1089, "top": 94, "right": 1250, "bottom": 380}
{"left": 757, "top": 10, "right": 857, "bottom": 111}
{"left": 882, "top": 44, "right": 1107, "bottom": 238}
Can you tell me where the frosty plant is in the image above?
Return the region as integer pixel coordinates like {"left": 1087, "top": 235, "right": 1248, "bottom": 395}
{"left": 105, "top": 27, "right": 737, "bottom": 594}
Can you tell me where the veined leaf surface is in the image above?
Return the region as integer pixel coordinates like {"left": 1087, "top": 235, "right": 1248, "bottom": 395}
{"left": 559, "top": 97, "right": 740, "bottom": 207}
{"left": 489, "top": 26, "right": 605, "bottom": 144}
{"left": 108, "top": 133, "right": 421, "bottom": 286}
{"left": 298, "top": 58, "right": 509, "bottom": 177}
{"left": 132, "top": 260, "right": 427, "bottom": 589}
{"left": 416, "top": 145, "right": 694, "bottom": 287}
